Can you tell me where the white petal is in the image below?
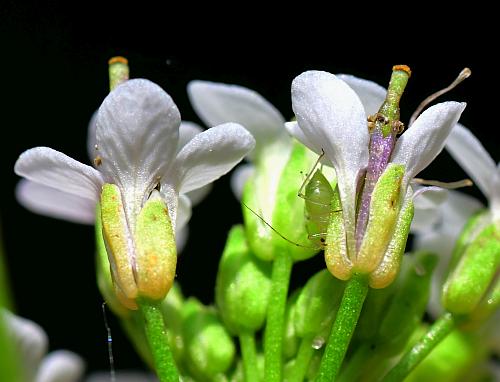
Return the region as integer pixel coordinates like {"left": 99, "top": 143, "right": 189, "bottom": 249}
{"left": 96, "top": 79, "right": 180, "bottom": 227}
{"left": 35, "top": 350, "right": 84, "bottom": 382}
{"left": 14, "top": 147, "right": 103, "bottom": 202}
{"left": 445, "top": 123, "right": 496, "bottom": 199}
{"left": 285, "top": 121, "right": 321, "bottom": 155}
{"left": 176, "top": 225, "right": 189, "bottom": 254}
{"left": 230, "top": 163, "right": 255, "bottom": 200}
{"left": 86, "top": 112, "right": 98, "bottom": 163}
{"left": 176, "top": 194, "right": 192, "bottom": 232}
{"left": 391, "top": 102, "right": 466, "bottom": 185}
{"left": 86, "top": 371, "right": 157, "bottom": 382}
{"left": 16, "top": 180, "right": 96, "bottom": 224}
{"left": 411, "top": 186, "right": 449, "bottom": 233}
{"left": 291, "top": 70, "right": 369, "bottom": 252}
{"left": 2, "top": 310, "right": 48, "bottom": 379}
{"left": 167, "top": 123, "right": 255, "bottom": 195}
{"left": 178, "top": 121, "right": 203, "bottom": 151}
{"left": 336, "top": 74, "right": 386, "bottom": 116}
{"left": 188, "top": 80, "right": 286, "bottom": 146}
{"left": 186, "top": 184, "right": 212, "bottom": 207}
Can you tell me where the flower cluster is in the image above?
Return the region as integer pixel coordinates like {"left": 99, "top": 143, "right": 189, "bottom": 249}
{"left": 2, "top": 61, "right": 498, "bottom": 382}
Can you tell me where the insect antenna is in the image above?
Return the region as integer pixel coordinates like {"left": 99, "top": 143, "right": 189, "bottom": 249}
{"left": 298, "top": 149, "right": 326, "bottom": 200}
{"left": 102, "top": 302, "right": 116, "bottom": 382}
{"left": 242, "top": 202, "right": 321, "bottom": 250}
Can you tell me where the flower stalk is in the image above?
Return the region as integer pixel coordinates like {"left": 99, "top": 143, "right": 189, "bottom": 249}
{"left": 138, "top": 299, "right": 179, "bottom": 382}
{"left": 315, "top": 273, "right": 369, "bottom": 381}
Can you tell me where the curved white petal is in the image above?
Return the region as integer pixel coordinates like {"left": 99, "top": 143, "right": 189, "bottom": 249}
{"left": 411, "top": 186, "right": 449, "bottom": 233}
{"left": 188, "top": 80, "right": 286, "bottom": 146}
{"left": 36, "top": 350, "right": 84, "bottom": 382}
{"left": 16, "top": 180, "right": 96, "bottom": 224}
{"left": 285, "top": 121, "right": 321, "bottom": 155}
{"left": 167, "top": 123, "right": 255, "bottom": 195}
{"left": 178, "top": 121, "right": 203, "bottom": 151}
{"left": 176, "top": 225, "right": 189, "bottom": 254}
{"left": 336, "top": 74, "right": 386, "bottom": 116}
{"left": 186, "top": 184, "right": 212, "bottom": 207}
{"left": 86, "top": 112, "right": 98, "bottom": 163}
{"left": 230, "top": 163, "right": 255, "bottom": 200}
{"left": 391, "top": 102, "right": 466, "bottom": 186}
{"left": 86, "top": 371, "right": 156, "bottom": 382}
{"left": 96, "top": 79, "right": 180, "bottom": 228}
{"left": 445, "top": 123, "right": 496, "bottom": 199}
{"left": 2, "top": 310, "right": 48, "bottom": 380}
{"left": 15, "top": 147, "right": 103, "bottom": 202}
{"left": 291, "top": 70, "right": 369, "bottom": 252}
{"left": 176, "top": 194, "right": 192, "bottom": 233}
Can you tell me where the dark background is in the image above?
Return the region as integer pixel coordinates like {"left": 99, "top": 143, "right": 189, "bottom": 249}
{"left": 0, "top": 2, "right": 494, "bottom": 375}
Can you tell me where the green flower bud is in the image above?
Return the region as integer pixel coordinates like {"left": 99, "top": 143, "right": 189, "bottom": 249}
{"left": 443, "top": 215, "right": 500, "bottom": 315}
{"left": 160, "top": 283, "right": 185, "bottom": 367}
{"left": 100, "top": 184, "right": 176, "bottom": 307}
{"left": 355, "top": 252, "right": 437, "bottom": 355}
{"left": 181, "top": 298, "right": 235, "bottom": 381}
{"left": 243, "top": 140, "right": 319, "bottom": 261}
{"left": 293, "top": 270, "right": 344, "bottom": 338}
{"left": 377, "top": 252, "right": 437, "bottom": 353}
{"left": 405, "top": 329, "right": 487, "bottom": 382}
{"left": 215, "top": 225, "right": 272, "bottom": 334}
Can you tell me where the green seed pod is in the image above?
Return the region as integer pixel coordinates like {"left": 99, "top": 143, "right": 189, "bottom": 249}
{"left": 215, "top": 225, "right": 272, "bottom": 334}
{"left": 181, "top": 298, "right": 235, "bottom": 381}
{"left": 443, "top": 220, "right": 500, "bottom": 315}
{"left": 293, "top": 270, "right": 344, "bottom": 338}
{"left": 242, "top": 140, "right": 319, "bottom": 261}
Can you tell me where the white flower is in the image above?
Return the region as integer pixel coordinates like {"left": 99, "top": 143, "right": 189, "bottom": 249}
{"left": 15, "top": 79, "right": 255, "bottom": 244}
{"left": 16, "top": 118, "right": 207, "bottom": 252}
{"left": 412, "top": 123, "right": 500, "bottom": 316}
{"left": 287, "top": 70, "right": 466, "bottom": 256}
{"left": 1, "top": 309, "right": 84, "bottom": 382}
{"left": 187, "top": 80, "right": 290, "bottom": 207}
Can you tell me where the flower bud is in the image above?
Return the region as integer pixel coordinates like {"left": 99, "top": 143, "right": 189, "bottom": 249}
{"left": 242, "top": 141, "right": 319, "bottom": 261}
{"left": 215, "top": 225, "right": 272, "bottom": 334}
{"left": 293, "top": 270, "right": 344, "bottom": 338}
{"left": 100, "top": 184, "right": 176, "bottom": 306}
{"left": 181, "top": 298, "right": 235, "bottom": 380}
{"left": 355, "top": 252, "right": 437, "bottom": 355}
{"left": 443, "top": 213, "right": 500, "bottom": 315}
{"left": 160, "top": 283, "right": 185, "bottom": 367}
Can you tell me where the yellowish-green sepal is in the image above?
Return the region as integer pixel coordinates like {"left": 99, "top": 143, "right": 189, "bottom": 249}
{"left": 369, "top": 191, "right": 414, "bottom": 288}
{"left": 100, "top": 184, "right": 138, "bottom": 303}
{"left": 357, "top": 163, "right": 405, "bottom": 274}
{"left": 134, "top": 194, "right": 176, "bottom": 302}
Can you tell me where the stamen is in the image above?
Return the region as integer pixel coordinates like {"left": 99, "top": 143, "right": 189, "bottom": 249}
{"left": 413, "top": 177, "right": 473, "bottom": 189}
{"left": 409, "top": 68, "right": 471, "bottom": 126}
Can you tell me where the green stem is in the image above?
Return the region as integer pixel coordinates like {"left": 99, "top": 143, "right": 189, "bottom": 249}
{"left": 239, "top": 331, "right": 259, "bottom": 382}
{"left": 264, "top": 251, "right": 293, "bottom": 382}
{"left": 315, "top": 274, "right": 369, "bottom": 382}
{"left": 289, "top": 336, "right": 315, "bottom": 382}
{"left": 337, "top": 343, "right": 372, "bottom": 382}
{"left": 138, "top": 299, "right": 179, "bottom": 382}
{"left": 381, "top": 312, "right": 456, "bottom": 382}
